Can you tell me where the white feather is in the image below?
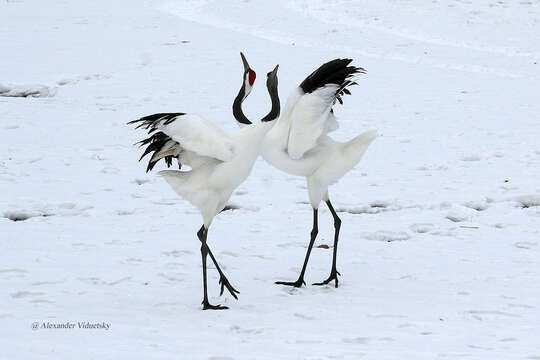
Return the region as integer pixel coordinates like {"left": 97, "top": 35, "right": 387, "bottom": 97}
{"left": 158, "top": 114, "right": 235, "bottom": 162}
{"left": 287, "top": 85, "right": 339, "bottom": 160}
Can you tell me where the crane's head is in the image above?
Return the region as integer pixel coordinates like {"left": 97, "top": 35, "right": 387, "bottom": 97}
{"left": 266, "top": 64, "right": 279, "bottom": 93}
{"left": 240, "top": 52, "right": 256, "bottom": 94}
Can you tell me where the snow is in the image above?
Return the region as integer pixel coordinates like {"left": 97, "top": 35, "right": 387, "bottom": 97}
{"left": 0, "top": 83, "right": 56, "bottom": 98}
{"left": 1, "top": 0, "right": 539, "bottom": 359}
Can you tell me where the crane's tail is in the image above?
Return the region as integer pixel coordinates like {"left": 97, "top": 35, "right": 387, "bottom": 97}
{"left": 128, "top": 113, "right": 186, "bottom": 172}
{"left": 344, "top": 130, "right": 378, "bottom": 161}
{"left": 311, "top": 129, "right": 377, "bottom": 189}
{"left": 158, "top": 170, "right": 190, "bottom": 197}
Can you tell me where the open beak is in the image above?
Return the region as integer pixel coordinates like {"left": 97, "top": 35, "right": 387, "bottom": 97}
{"left": 240, "top": 52, "right": 251, "bottom": 72}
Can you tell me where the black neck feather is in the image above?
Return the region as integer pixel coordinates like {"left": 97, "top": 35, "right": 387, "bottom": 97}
{"left": 232, "top": 81, "right": 252, "bottom": 125}
{"left": 261, "top": 86, "right": 280, "bottom": 122}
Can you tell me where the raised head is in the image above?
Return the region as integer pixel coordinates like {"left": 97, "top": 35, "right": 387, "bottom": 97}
{"left": 261, "top": 64, "right": 280, "bottom": 122}
{"left": 233, "top": 52, "right": 256, "bottom": 126}
{"left": 241, "top": 52, "right": 256, "bottom": 92}
{"left": 266, "top": 64, "right": 279, "bottom": 93}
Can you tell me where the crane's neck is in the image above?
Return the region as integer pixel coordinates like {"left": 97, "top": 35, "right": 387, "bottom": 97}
{"left": 232, "top": 77, "right": 252, "bottom": 126}
{"left": 235, "top": 86, "right": 279, "bottom": 147}
{"left": 232, "top": 81, "right": 280, "bottom": 174}
{"left": 261, "top": 85, "right": 280, "bottom": 123}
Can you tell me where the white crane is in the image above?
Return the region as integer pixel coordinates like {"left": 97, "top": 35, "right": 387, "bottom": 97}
{"left": 128, "top": 60, "right": 280, "bottom": 310}
{"left": 234, "top": 57, "right": 377, "bottom": 288}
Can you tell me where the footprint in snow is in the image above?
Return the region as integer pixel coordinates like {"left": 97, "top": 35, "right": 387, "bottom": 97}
{"left": 365, "top": 231, "right": 410, "bottom": 242}
{"left": 460, "top": 154, "right": 482, "bottom": 162}
{"left": 337, "top": 200, "right": 400, "bottom": 215}
{"left": 514, "top": 242, "right": 537, "bottom": 249}
{"left": 513, "top": 195, "right": 540, "bottom": 209}
{"left": 343, "top": 337, "right": 370, "bottom": 344}
{"left": 162, "top": 249, "right": 193, "bottom": 257}
{"left": 446, "top": 205, "right": 477, "bottom": 222}
{"left": 467, "top": 310, "right": 520, "bottom": 319}
{"left": 463, "top": 200, "right": 489, "bottom": 211}
{"left": 158, "top": 272, "right": 185, "bottom": 282}
{"left": 293, "top": 312, "right": 315, "bottom": 320}
{"left": 77, "top": 277, "right": 131, "bottom": 286}
{"left": 31, "top": 280, "right": 66, "bottom": 286}
{"left": 11, "top": 291, "right": 45, "bottom": 299}
{"left": 134, "top": 178, "right": 151, "bottom": 185}
{"left": 101, "top": 166, "right": 120, "bottom": 174}
{"left": 230, "top": 325, "right": 264, "bottom": 335}
{"left": 3, "top": 210, "right": 53, "bottom": 222}
{"left": 123, "top": 258, "right": 145, "bottom": 264}
{"left": 410, "top": 223, "right": 434, "bottom": 233}
{"left": 58, "top": 202, "right": 76, "bottom": 209}
{"left": 220, "top": 251, "right": 239, "bottom": 257}
{"left": 446, "top": 212, "right": 469, "bottom": 222}
{"left": 0, "top": 269, "right": 28, "bottom": 278}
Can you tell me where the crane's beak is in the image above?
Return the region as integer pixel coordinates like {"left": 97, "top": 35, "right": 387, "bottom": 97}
{"left": 240, "top": 52, "right": 251, "bottom": 72}
{"left": 271, "top": 64, "right": 279, "bottom": 76}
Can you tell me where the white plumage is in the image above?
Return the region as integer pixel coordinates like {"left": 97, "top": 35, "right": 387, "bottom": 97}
{"left": 159, "top": 114, "right": 235, "bottom": 162}
{"left": 287, "top": 85, "right": 340, "bottom": 160}
{"left": 158, "top": 118, "right": 275, "bottom": 227}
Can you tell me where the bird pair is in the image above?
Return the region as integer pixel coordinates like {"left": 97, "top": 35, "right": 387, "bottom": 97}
{"left": 128, "top": 53, "right": 377, "bottom": 310}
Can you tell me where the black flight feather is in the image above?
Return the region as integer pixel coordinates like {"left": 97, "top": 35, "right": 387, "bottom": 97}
{"left": 128, "top": 113, "right": 185, "bottom": 173}
{"left": 128, "top": 112, "right": 185, "bottom": 132}
{"left": 299, "top": 59, "right": 366, "bottom": 106}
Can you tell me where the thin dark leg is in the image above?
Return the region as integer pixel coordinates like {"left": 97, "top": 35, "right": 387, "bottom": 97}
{"left": 276, "top": 208, "right": 319, "bottom": 287}
{"left": 313, "top": 200, "right": 341, "bottom": 288}
{"left": 198, "top": 225, "right": 240, "bottom": 302}
{"left": 198, "top": 225, "right": 228, "bottom": 310}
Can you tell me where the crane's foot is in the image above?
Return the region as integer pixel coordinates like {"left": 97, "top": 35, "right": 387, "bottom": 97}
{"left": 275, "top": 278, "right": 306, "bottom": 288}
{"left": 218, "top": 274, "right": 240, "bottom": 299}
{"left": 202, "top": 300, "right": 228, "bottom": 310}
{"left": 313, "top": 269, "right": 341, "bottom": 288}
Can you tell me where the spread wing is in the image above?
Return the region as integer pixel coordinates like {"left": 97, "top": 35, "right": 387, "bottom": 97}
{"left": 128, "top": 113, "right": 235, "bottom": 172}
{"left": 287, "top": 59, "right": 365, "bottom": 160}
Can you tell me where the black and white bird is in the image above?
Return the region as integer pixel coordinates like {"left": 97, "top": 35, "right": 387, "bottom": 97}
{"left": 234, "top": 57, "right": 377, "bottom": 288}
{"left": 128, "top": 59, "right": 280, "bottom": 310}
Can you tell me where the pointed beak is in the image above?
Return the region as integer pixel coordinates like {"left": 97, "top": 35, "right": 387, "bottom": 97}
{"left": 271, "top": 64, "right": 279, "bottom": 76}
{"left": 240, "top": 52, "right": 251, "bottom": 72}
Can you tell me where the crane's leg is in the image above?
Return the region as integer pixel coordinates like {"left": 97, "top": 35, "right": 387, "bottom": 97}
{"left": 197, "top": 225, "right": 239, "bottom": 311}
{"left": 313, "top": 200, "right": 341, "bottom": 288}
{"left": 276, "top": 209, "right": 318, "bottom": 288}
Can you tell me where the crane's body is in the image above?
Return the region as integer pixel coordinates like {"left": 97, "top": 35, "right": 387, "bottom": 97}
{"left": 129, "top": 54, "right": 280, "bottom": 310}
{"left": 263, "top": 109, "right": 377, "bottom": 207}
{"left": 235, "top": 57, "right": 377, "bottom": 288}
{"left": 160, "top": 118, "right": 275, "bottom": 227}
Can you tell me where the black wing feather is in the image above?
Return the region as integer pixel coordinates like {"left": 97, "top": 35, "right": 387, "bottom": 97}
{"left": 128, "top": 113, "right": 185, "bottom": 173}
{"left": 128, "top": 112, "right": 185, "bottom": 131}
{"left": 299, "top": 59, "right": 366, "bottom": 106}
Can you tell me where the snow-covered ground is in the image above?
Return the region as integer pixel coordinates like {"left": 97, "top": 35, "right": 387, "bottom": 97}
{"left": 1, "top": 0, "right": 539, "bottom": 358}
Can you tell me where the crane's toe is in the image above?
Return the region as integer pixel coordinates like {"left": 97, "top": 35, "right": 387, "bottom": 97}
{"left": 219, "top": 275, "right": 240, "bottom": 299}
{"left": 275, "top": 279, "right": 306, "bottom": 288}
{"left": 202, "top": 300, "right": 229, "bottom": 310}
{"left": 312, "top": 270, "right": 340, "bottom": 288}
